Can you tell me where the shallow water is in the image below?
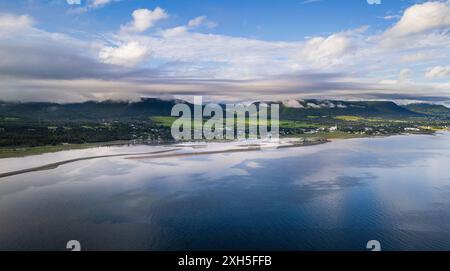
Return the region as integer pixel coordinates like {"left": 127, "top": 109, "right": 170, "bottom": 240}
{"left": 1, "top": 133, "right": 450, "bottom": 250}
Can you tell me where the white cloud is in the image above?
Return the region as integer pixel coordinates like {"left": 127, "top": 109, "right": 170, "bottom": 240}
{"left": 67, "top": 0, "right": 81, "bottom": 5}
{"left": 89, "top": 0, "right": 112, "bottom": 8}
{"left": 303, "top": 34, "right": 352, "bottom": 61}
{"left": 188, "top": 16, "right": 206, "bottom": 27}
{"left": 367, "top": 0, "right": 381, "bottom": 5}
{"left": 282, "top": 100, "right": 304, "bottom": 108}
{"left": 120, "top": 8, "right": 168, "bottom": 33}
{"left": 161, "top": 15, "right": 216, "bottom": 37}
{"left": 382, "top": 15, "right": 401, "bottom": 21}
{"left": 93, "top": 3, "right": 450, "bottom": 86}
{"left": 298, "top": 28, "right": 364, "bottom": 68}
{"left": 67, "top": 0, "right": 117, "bottom": 12}
{"left": 2, "top": 3, "right": 450, "bottom": 103}
{"left": 98, "top": 41, "right": 151, "bottom": 66}
{"left": 188, "top": 16, "right": 216, "bottom": 28}
{"left": 384, "top": 1, "right": 450, "bottom": 38}
{"left": 307, "top": 102, "right": 321, "bottom": 109}
{"left": 0, "top": 13, "right": 33, "bottom": 32}
{"left": 425, "top": 66, "right": 450, "bottom": 79}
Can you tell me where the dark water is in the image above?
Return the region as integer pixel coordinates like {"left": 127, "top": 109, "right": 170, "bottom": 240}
{"left": 1, "top": 133, "right": 450, "bottom": 251}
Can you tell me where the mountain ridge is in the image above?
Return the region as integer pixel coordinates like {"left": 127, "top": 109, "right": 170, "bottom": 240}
{"left": 1, "top": 98, "right": 448, "bottom": 121}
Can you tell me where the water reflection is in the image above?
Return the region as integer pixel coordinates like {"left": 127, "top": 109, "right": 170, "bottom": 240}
{"left": 0, "top": 133, "right": 450, "bottom": 250}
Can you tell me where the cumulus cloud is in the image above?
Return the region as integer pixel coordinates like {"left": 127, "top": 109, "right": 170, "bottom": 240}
{"left": 294, "top": 26, "right": 368, "bottom": 69}
{"left": 381, "top": 1, "right": 450, "bottom": 45}
{"left": 306, "top": 34, "right": 352, "bottom": 58}
{"left": 301, "top": 33, "right": 354, "bottom": 66}
{"left": 425, "top": 66, "right": 450, "bottom": 79}
{"left": 120, "top": 8, "right": 168, "bottom": 33}
{"left": 99, "top": 41, "right": 151, "bottom": 66}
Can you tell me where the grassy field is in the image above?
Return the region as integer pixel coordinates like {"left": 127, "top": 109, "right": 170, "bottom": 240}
{"left": 334, "top": 115, "right": 413, "bottom": 123}
{"left": 293, "top": 131, "right": 372, "bottom": 139}
{"left": 419, "top": 125, "right": 450, "bottom": 131}
{"left": 334, "top": 116, "right": 365, "bottom": 122}
{"left": 151, "top": 116, "right": 320, "bottom": 129}
{"left": 150, "top": 116, "right": 177, "bottom": 127}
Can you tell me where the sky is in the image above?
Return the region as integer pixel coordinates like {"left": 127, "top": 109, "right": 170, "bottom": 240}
{"left": 0, "top": 0, "right": 450, "bottom": 104}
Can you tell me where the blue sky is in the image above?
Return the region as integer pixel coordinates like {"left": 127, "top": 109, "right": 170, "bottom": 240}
{"left": 0, "top": 0, "right": 449, "bottom": 104}
{"left": 0, "top": 0, "right": 419, "bottom": 39}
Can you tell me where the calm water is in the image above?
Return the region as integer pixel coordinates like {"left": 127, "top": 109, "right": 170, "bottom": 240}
{"left": 1, "top": 133, "right": 450, "bottom": 251}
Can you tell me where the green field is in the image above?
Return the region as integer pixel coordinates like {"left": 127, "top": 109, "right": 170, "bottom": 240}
{"left": 150, "top": 116, "right": 177, "bottom": 127}
{"left": 292, "top": 131, "right": 372, "bottom": 139}
{"left": 334, "top": 116, "right": 366, "bottom": 121}
{"left": 334, "top": 115, "right": 413, "bottom": 123}
{"left": 151, "top": 116, "right": 320, "bottom": 129}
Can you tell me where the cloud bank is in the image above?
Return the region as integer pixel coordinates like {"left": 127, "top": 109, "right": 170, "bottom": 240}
{"left": 0, "top": 1, "right": 450, "bottom": 103}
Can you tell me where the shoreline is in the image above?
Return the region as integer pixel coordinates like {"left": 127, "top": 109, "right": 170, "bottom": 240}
{"left": 126, "top": 139, "right": 328, "bottom": 160}
{"left": 0, "top": 130, "right": 440, "bottom": 159}
{"left": 0, "top": 140, "right": 140, "bottom": 159}
{"left": 1, "top": 131, "right": 447, "bottom": 179}
{"left": 0, "top": 140, "right": 327, "bottom": 179}
{"left": 0, "top": 149, "right": 180, "bottom": 179}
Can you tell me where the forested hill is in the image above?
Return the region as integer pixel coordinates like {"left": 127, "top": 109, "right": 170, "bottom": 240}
{"left": 1, "top": 98, "right": 448, "bottom": 122}
{"left": 278, "top": 100, "right": 423, "bottom": 120}
{"left": 403, "top": 103, "right": 450, "bottom": 118}
{"left": 0, "top": 98, "right": 177, "bottom": 122}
